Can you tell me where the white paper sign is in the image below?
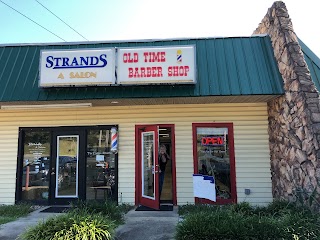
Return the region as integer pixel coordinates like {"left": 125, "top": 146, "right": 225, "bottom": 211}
{"left": 39, "top": 48, "right": 116, "bottom": 87}
{"left": 117, "top": 46, "right": 196, "bottom": 85}
{"left": 193, "top": 174, "right": 216, "bottom": 202}
{"left": 96, "top": 155, "right": 104, "bottom": 161}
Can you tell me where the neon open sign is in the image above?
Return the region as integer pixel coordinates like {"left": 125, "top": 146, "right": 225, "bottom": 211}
{"left": 201, "top": 136, "right": 224, "bottom": 146}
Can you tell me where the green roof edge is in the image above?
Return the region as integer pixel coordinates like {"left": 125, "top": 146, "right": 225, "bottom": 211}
{"left": 298, "top": 38, "right": 320, "bottom": 69}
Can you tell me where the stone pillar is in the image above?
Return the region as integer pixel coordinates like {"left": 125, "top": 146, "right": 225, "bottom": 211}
{"left": 254, "top": 1, "right": 320, "bottom": 208}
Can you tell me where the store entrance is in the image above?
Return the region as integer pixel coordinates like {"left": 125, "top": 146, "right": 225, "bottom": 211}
{"left": 50, "top": 130, "right": 86, "bottom": 205}
{"left": 16, "top": 126, "right": 118, "bottom": 205}
{"left": 135, "top": 124, "right": 176, "bottom": 210}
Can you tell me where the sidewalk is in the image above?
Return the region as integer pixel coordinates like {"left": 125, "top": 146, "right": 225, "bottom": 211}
{"left": 0, "top": 206, "right": 179, "bottom": 240}
{"left": 115, "top": 207, "right": 179, "bottom": 240}
{"left": 0, "top": 207, "right": 62, "bottom": 240}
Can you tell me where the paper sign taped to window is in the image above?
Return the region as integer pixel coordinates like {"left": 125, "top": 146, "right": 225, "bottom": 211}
{"left": 96, "top": 155, "right": 104, "bottom": 161}
{"left": 193, "top": 174, "right": 216, "bottom": 202}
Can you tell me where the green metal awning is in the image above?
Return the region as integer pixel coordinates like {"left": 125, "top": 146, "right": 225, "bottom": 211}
{"left": 299, "top": 38, "right": 320, "bottom": 91}
{"left": 0, "top": 35, "right": 284, "bottom": 102}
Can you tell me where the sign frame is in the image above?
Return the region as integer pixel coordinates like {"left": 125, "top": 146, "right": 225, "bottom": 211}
{"left": 116, "top": 45, "right": 197, "bottom": 85}
{"left": 39, "top": 48, "right": 116, "bottom": 88}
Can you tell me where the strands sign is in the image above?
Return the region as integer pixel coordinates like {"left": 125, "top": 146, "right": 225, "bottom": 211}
{"left": 39, "top": 48, "right": 115, "bottom": 87}
{"left": 117, "top": 46, "right": 196, "bottom": 84}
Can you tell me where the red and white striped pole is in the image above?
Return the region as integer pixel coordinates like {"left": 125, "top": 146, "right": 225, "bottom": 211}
{"left": 111, "top": 127, "right": 118, "bottom": 153}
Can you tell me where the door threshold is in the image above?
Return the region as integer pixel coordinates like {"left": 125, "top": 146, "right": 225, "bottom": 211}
{"left": 160, "top": 200, "right": 173, "bottom": 204}
{"left": 160, "top": 203, "right": 173, "bottom": 206}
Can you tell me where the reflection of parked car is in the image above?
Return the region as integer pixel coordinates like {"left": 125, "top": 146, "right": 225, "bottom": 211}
{"left": 23, "top": 157, "right": 50, "bottom": 187}
{"left": 59, "top": 156, "right": 77, "bottom": 165}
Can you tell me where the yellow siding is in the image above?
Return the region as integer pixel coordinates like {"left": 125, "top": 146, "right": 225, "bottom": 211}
{"left": 0, "top": 103, "right": 272, "bottom": 205}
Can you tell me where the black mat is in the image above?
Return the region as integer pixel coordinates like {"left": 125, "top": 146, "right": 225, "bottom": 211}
{"left": 135, "top": 205, "right": 173, "bottom": 211}
{"left": 40, "top": 206, "right": 70, "bottom": 213}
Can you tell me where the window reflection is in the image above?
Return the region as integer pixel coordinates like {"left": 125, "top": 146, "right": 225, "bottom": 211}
{"left": 142, "top": 132, "right": 154, "bottom": 198}
{"left": 56, "top": 136, "right": 78, "bottom": 197}
{"left": 86, "top": 130, "right": 116, "bottom": 201}
{"left": 22, "top": 131, "right": 50, "bottom": 202}
{"left": 196, "top": 127, "right": 231, "bottom": 199}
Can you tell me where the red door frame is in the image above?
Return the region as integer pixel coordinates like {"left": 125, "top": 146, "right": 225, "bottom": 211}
{"left": 135, "top": 124, "right": 177, "bottom": 206}
{"left": 192, "top": 122, "right": 237, "bottom": 204}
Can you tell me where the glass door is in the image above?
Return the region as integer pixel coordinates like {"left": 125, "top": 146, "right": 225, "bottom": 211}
{"left": 138, "top": 125, "right": 160, "bottom": 210}
{"left": 50, "top": 130, "right": 85, "bottom": 204}
{"left": 55, "top": 135, "right": 79, "bottom": 198}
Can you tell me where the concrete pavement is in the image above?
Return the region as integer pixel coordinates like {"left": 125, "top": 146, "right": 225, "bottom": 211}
{"left": 115, "top": 207, "right": 179, "bottom": 240}
{"left": 0, "top": 206, "right": 179, "bottom": 240}
{"left": 0, "top": 207, "right": 62, "bottom": 240}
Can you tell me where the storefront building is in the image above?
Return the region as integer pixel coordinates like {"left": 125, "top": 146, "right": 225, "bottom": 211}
{"left": 0, "top": 2, "right": 319, "bottom": 209}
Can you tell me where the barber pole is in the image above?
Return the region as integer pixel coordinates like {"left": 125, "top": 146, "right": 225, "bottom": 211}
{"left": 111, "top": 127, "right": 118, "bottom": 152}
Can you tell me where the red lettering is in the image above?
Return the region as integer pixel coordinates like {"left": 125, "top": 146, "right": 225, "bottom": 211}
{"left": 143, "top": 52, "right": 166, "bottom": 62}
{"left": 152, "top": 52, "right": 158, "bottom": 62}
{"left": 123, "top": 53, "right": 128, "bottom": 63}
{"left": 173, "top": 66, "right": 179, "bottom": 76}
{"left": 201, "top": 137, "right": 224, "bottom": 146}
{"left": 168, "top": 66, "right": 172, "bottom": 76}
{"left": 152, "top": 67, "right": 157, "bottom": 77}
{"left": 133, "top": 53, "right": 138, "bottom": 63}
{"left": 134, "top": 67, "right": 140, "bottom": 78}
{"left": 157, "top": 67, "right": 163, "bottom": 77}
{"left": 127, "top": 67, "right": 163, "bottom": 78}
{"left": 123, "top": 53, "right": 138, "bottom": 63}
{"left": 168, "top": 65, "right": 190, "bottom": 77}
{"left": 147, "top": 67, "right": 151, "bottom": 77}
{"left": 128, "top": 67, "right": 133, "bottom": 78}
{"left": 140, "top": 67, "right": 146, "bottom": 77}
{"left": 143, "top": 52, "right": 148, "bottom": 62}
{"left": 161, "top": 52, "right": 165, "bottom": 62}
{"left": 184, "top": 66, "right": 189, "bottom": 76}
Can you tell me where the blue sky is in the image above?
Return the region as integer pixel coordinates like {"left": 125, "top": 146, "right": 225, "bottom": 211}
{"left": 0, "top": 0, "right": 319, "bottom": 57}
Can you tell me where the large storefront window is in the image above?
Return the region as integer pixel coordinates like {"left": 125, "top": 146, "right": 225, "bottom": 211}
{"left": 193, "top": 123, "right": 236, "bottom": 204}
{"left": 86, "top": 129, "right": 116, "bottom": 201}
{"left": 18, "top": 126, "right": 118, "bottom": 204}
{"left": 21, "top": 130, "right": 50, "bottom": 202}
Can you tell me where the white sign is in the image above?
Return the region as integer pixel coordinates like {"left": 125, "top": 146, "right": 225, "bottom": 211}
{"left": 193, "top": 174, "right": 216, "bottom": 202}
{"left": 39, "top": 48, "right": 116, "bottom": 87}
{"left": 117, "top": 46, "right": 196, "bottom": 85}
{"left": 96, "top": 155, "right": 104, "bottom": 161}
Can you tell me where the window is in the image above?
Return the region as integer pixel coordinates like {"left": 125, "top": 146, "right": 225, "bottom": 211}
{"left": 192, "top": 123, "right": 236, "bottom": 204}
{"left": 17, "top": 126, "right": 118, "bottom": 204}
{"left": 21, "top": 130, "right": 51, "bottom": 202}
{"left": 86, "top": 129, "right": 117, "bottom": 201}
